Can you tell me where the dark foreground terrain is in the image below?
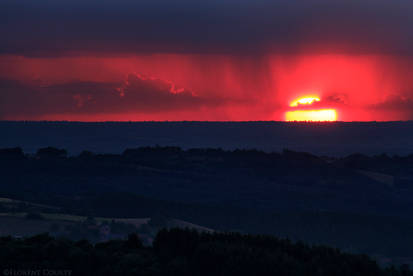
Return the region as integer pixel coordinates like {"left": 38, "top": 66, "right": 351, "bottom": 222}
{"left": 1, "top": 228, "right": 411, "bottom": 276}
{"left": 1, "top": 146, "right": 413, "bottom": 266}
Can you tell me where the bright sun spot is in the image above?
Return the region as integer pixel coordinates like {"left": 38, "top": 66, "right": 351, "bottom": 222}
{"left": 286, "top": 109, "right": 337, "bottom": 122}
{"left": 286, "top": 95, "right": 337, "bottom": 122}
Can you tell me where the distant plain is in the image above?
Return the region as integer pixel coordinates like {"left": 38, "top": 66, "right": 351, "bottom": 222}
{"left": 2, "top": 121, "right": 413, "bottom": 156}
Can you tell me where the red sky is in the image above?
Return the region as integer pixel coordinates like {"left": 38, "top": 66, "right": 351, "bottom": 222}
{"left": 1, "top": 0, "right": 413, "bottom": 121}
{"left": 1, "top": 54, "right": 413, "bottom": 121}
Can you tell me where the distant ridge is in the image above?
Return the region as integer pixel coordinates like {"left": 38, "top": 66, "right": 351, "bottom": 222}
{"left": 2, "top": 121, "right": 413, "bottom": 156}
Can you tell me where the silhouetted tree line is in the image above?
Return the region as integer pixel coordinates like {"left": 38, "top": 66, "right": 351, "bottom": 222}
{"left": 2, "top": 145, "right": 413, "bottom": 169}
{"left": 0, "top": 228, "right": 411, "bottom": 276}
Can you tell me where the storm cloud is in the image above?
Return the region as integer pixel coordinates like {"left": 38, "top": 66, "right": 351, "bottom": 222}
{"left": 1, "top": 0, "right": 413, "bottom": 56}
{"left": 0, "top": 74, "right": 225, "bottom": 119}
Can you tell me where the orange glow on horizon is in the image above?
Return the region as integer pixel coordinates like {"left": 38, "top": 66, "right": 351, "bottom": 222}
{"left": 285, "top": 109, "right": 337, "bottom": 121}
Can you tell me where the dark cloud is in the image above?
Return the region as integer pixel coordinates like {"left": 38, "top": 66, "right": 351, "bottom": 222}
{"left": 0, "top": 74, "right": 223, "bottom": 119}
{"left": 359, "top": 94, "right": 413, "bottom": 120}
{"left": 369, "top": 95, "right": 413, "bottom": 111}
{"left": 1, "top": 0, "right": 413, "bottom": 56}
{"left": 324, "top": 94, "right": 349, "bottom": 105}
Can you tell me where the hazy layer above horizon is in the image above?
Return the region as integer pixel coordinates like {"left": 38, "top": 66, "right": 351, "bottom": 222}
{"left": 2, "top": 121, "right": 412, "bottom": 156}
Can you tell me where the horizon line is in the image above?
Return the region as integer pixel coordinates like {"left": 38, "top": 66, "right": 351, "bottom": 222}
{"left": 1, "top": 120, "right": 413, "bottom": 124}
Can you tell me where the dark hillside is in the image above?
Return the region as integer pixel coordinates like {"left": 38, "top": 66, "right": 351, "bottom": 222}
{"left": 1, "top": 147, "right": 413, "bottom": 264}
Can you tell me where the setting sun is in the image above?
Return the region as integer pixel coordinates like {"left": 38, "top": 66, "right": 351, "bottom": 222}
{"left": 286, "top": 96, "right": 337, "bottom": 121}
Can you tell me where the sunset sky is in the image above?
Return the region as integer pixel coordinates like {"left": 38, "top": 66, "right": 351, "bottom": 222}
{"left": 1, "top": 0, "right": 413, "bottom": 121}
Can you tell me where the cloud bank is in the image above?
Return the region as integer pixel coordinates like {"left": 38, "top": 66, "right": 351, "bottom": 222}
{"left": 0, "top": 74, "right": 227, "bottom": 120}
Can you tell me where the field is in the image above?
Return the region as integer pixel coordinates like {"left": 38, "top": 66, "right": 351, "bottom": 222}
{"left": 0, "top": 196, "right": 212, "bottom": 245}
